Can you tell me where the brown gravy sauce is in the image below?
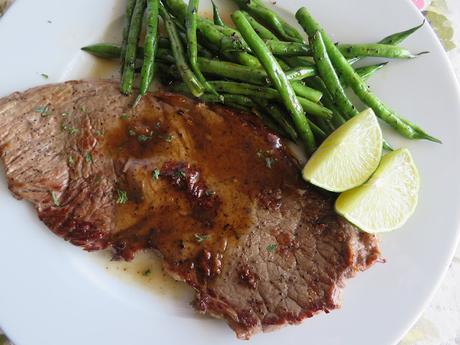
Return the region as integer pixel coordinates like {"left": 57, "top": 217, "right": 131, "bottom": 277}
{"left": 102, "top": 93, "right": 301, "bottom": 285}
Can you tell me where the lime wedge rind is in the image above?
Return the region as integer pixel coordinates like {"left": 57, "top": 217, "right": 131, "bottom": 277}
{"left": 335, "top": 148, "right": 420, "bottom": 234}
{"left": 302, "top": 108, "right": 383, "bottom": 192}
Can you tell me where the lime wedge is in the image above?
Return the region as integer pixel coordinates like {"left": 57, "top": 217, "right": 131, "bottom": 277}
{"left": 302, "top": 108, "right": 382, "bottom": 192}
{"left": 335, "top": 148, "right": 420, "bottom": 233}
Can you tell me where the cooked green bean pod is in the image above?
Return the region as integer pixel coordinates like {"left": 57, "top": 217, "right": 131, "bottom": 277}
{"left": 284, "top": 66, "right": 317, "bottom": 81}
{"left": 296, "top": 7, "right": 439, "bottom": 142}
{"left": 211, "top": 0, "right": 225, "bottom": 26}
{"left": 120, "top": 0, "right": 137, "bottom": 73}
{"left": 264, "top": 40, "right": 310, "bottom": 56}
{"left": 311, "top": 31, "right": 358, "bottom": 119}
{"left": 232, "top": 0, "right": 305, "bottom": 43}
{"left": 121, "top": 0, "right": 146, "bottom": 95}
{"left": 232, "top": 11, "right": 315, "bottom": 150}
{"left": 379, "top": 20, "right": 425, "bottom": 45}
{"left": 136, "top": 0, "right": 159, "bottom": 104}
{"left": 160, "top": 4, "right": 204, "bottom": 97}
{"left": 338, "top": 43, "right": 419, "bottom": 59}
{"left": 186, "top": 0, "right": 216, "bottom": 95}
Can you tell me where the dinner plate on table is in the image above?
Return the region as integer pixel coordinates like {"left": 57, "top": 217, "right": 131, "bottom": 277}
{"left": 0, "top": 0, "right": 460, "bottom": 344}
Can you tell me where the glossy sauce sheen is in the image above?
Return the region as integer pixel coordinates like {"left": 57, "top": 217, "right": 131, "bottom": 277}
{"left": 105, "top": 93, "right": 302, "bottom": 285}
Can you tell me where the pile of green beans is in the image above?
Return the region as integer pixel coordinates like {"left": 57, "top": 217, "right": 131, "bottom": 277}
{"left": 82, "top": 0, "right": 439, "bottom": 152}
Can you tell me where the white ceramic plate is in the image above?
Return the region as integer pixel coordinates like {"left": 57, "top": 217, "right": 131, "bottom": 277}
{"left": 1, "top": 0, "right": 460, "bottom": 344}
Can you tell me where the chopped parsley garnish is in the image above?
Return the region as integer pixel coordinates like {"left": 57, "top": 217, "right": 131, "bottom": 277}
{"left": 257, "top": 150, "right": 275, "bottom": 169}
{"left": 40, "top": 73, "right": 49, "bottom": 79}
{"left": 266, "top": 244, "right": 277, "bottom": 252}
{"left": 116, "top": 190, "right": 128, "bottom": 204}
{"left": 120, "top": 114, "right": 129, "bottom": 120}
{"left": 174, "top": 169, "right": 186, "bottom": 179}
{"left": 80, "top": 106, "right": 87, "bottom": 113}
{"left": 265, "top": 157, "right": 275, "bottom": 169}
{"left": 128, "top": 129, "right": 136, "bottom": 137}
{"left": 194, "top": 233, "right": 209, "bottom": 243}
{"left": 152, "top": 169, "right": 160, "bottom": 180}
{"left": 67, "top": 156, "right": 75, "bottom": 166}
{"left": 61, "top": 123, "right": 79, "bottom": 135}
{"left": 137, "top": 134, "right": 152, "bottom": 143}
{"left": 205, "top": 190, "right": 216, "bottom": 197}
{"left": 160, "top": 134, "right": 174, "bottom": 143}
{"left": 95, "top": 130, "right": 104, "bottom": 137}
{"left": 50, "top": 191, "right": 60, "bottom": 207}
{"left": 143, "top": 269, "right": 151, "bottom": 276}
{"left": 35, "top": 105, "right": 51, "bottom": 117}
{"left": 61, "top": 111, "right": 70, "bottom": 117}
{"left": 84, "top": 153, "right": 93, "bottom": 164}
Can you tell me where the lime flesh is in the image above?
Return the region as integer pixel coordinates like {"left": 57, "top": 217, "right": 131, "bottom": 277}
{"left": 335, "top": 148, "right": 420, "bottom": 233}
{"left": 302, "top": 108, "right": 382, "bottom": 192}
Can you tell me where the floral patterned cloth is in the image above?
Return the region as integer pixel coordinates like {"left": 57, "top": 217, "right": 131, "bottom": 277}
{"left": 0, "top": 1, "right": 459, "bottom": 344}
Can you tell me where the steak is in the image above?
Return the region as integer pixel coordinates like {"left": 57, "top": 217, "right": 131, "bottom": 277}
{"left": 0, "top": 80, "right": 381, "bottom": 339}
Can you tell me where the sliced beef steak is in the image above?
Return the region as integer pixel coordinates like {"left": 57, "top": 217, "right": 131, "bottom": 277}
{"left": 0, "top": 80, "right": 381, "bottom": 339}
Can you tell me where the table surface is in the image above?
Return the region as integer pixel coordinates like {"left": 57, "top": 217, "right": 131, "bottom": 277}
{"left": 0, "top": 0, "right": 459, "bottom": 344}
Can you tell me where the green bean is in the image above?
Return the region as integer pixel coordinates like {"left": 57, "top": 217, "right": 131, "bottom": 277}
{"left": 198, "top": 58, "right": 320, "bottom": 100}
{"left": 232, "top": 0, "right": 304, "bottom": 43}
{"left": 136, "top": 0, "right": 159, "bottom": 104}
{"left": 120, "top": 0, "right": 146, "bottom": 95}
{"left": 338, "top": 43, "right": 419, "bottom": 59}
{"left": 291, "top": 81, "right": 322, "bottom": 103}
{"left": 354, "top": 63, "right": 387, "bottom": 82}
{"left": 186, "top": 0, "right": 216, "bottom": 95}
{"left": 163, "top": 0, "right": 250, "bottom": 52}
{"left": 205, "top": 81, "right": 279, "bottom": 98}
{"left": 160, "top": 4, "right": 204, "bottom": 97}
{"left": 284, "top": 66, "right": 317, "bottom": 80}
{"left": 379, "top": 20, "right": 425, "bottom": 45}
{"left": 199, "top": 93, "right": 287, "bottom": 136}
{"left": 253, "top": 99, "right": 298, "bottom": 141}
{"left": 232, "top": 11, "right": 315, "bottom": 151}
{"left": 198, "top": 58, "right": 270, "bottom": 84}
{"left": 241, "top": 12, "right": 316, "bottom": 69}
{"left": 174, "top": 80, "right": 331, "bottom": 119}
{"left": 157, "top": 36, "right": 214, "bottom": 58}
{"left": 211, "top": 0, "right": 225, "bottom": 26}
{"left": 200, "top": 93, "right": 255, "bottom": 107}
{"left": 342, "top": 22, "right": 426, "bottom": 66}
{"left": 306, "top": 77, "right": 346, "bottom": 127}
{"left": 81, "top": 44, "right": 318, "bottom": 85}
{"left": 282, "top": 56, "right": 315, "bottom": 68}
{"left": 239, "top": 10, "right": 320, "bottom": 82}
{"left": 81, "top": 43, "right": 128, "bottom": 59}
{"left": 197, "top": 19, "right": 250, "bottom": 53}
{"left": 276, "top": 55, "right": 322, "bottom": 102}
{"left": 120, "top": 0, "right": 137, "bottom": 73}
{"left": 264, "top": 40, "right": 310, "bottom": 56}
{"left": 311, "top": 31, "right": 358, "bottom": 119}
{"left": 240, "top": 11, "right": 278, "bottom": 41}
{"left": 296, "top": 7, "right": 440, "bottom": 143}
{"left": 296, "top": 97, "right": 332, "bottom": 120}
